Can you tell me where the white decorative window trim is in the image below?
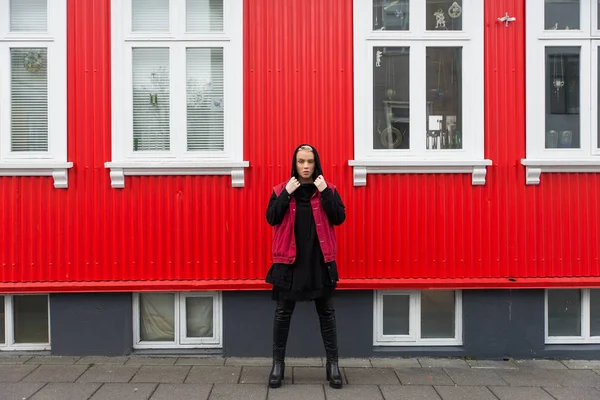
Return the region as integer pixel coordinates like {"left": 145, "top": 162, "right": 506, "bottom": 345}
{"left": 373, "top": 290, "right": 463, "bottom": 346}
{"left": 0, "top": 162, "right": 73, "bottom": 188}
{"left": 545, "top": 289, "right": 600, "bottom": 344}
{"left": 0, "top": 294, "right": 51, "bottom": 352}
{"left": 133, "top": 292, "right": 222, "bottom": 349}
{"left": 105, "top": 161, "right": 249, "bottom": 188}
{"left": 521, "top": 159, "right": 600, "bottom": 184}
{"left": 349, "top": 159, "right": 491, "bottom": 186}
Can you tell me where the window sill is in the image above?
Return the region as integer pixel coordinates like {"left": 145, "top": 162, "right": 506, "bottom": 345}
{"left": 521, "top": 159, "right": 600, "bottom": 185}
{"left": 105, "top": 161, "right": 250, "bottom": 188}
{"left": 0, "top": 162, "right": 73, "bottom": 188}
{"left": 348, "top": 159, "right": 492, "bottom": 186}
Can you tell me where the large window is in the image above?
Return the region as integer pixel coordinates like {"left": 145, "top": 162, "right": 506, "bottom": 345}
{"left": 0, "top": 0, "right": 70, "bottom": 188}
{"left": 350, "top": 1, "right": 489, "bottom": 186}
{"left": 374, "top": 290, "right": 462, "bottom": 345}
{"left": 108, "top": 0, "right": 247, "bottom": 188}
{"left": 546, "top": 289, "right": 600, "bottom": 344}
{"left": 524, "top": 0, "right": 600, "bottom": 184}
{"left": 133, "top": 292, "right": 222, "bottom": 349}
{"left": 0, "top": 295, "right": 50, "bottom": 351}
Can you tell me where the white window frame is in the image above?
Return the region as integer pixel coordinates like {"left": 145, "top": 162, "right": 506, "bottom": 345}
{"left": 107, "top": 0, "right": 248, "bottom": 189}
{"left": 0, "top": 294, "right": 51, "bottom": 351}
{"left": 524, "top": 0, "right": 600, "bottom": 184}
{"left": 545, "top": 289, "right": 600, "bottom": 344}
{"left": 133, "top": 291, "right": 222, "bottom": 349}
{"left": 373, "top": 290, "right": 463, "bottom": 346}
{"left": 350, "top": 0, "right": 489, "bottom": 186}
{"left": 0, "top": 1, "right": 71, "bottom": 188}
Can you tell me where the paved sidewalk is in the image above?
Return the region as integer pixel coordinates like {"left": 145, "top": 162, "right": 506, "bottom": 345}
{"left": 1, "top": 356, "right": 600, "bottom": 399}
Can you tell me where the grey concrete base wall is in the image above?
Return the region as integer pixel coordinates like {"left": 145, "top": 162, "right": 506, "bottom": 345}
{"left": 50, "top": 293, "right": 133, "bottom": 356}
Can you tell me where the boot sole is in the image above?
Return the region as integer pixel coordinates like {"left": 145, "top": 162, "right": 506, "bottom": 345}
{"left": 329, "top": 381, "right": 342, "bottom": 389}
{"left": 268, "top": 381, "right": 282, "bottom": 388}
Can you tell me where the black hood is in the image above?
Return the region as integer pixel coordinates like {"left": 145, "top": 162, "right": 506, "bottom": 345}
{"left": 291, "top": 143, "right": 323, "bottom": 181}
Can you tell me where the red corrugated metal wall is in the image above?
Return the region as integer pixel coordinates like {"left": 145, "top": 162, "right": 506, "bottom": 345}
{"left": 0, "top": 0, "right": 598, "bottom": 292}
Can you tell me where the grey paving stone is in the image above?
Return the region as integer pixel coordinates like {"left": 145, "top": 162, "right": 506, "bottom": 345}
{"left": 489, "top": 386, "right": 557, "bottom": 400}
{"left": 285, "top": 357, "right": 323, "bottom": 367}
{"left": 0, "top": 383, "right": 45, "bottom": 400}
{"left": 444, "top": 368, "right": 507, "bottom": 386}
{"left": 513, "top": 360, "right": 567, "bottom": 369}
{"left": 419, "top": 358, "right": 470, "bottom": 369}
{"left": 324, "top": 384, "right": 383, "bottom": 400}
{"left": 542, "top": 369, "right": 600, "bottom": 387}
{"left": 338, "top": 358, "right": 371, "bottom": 368}
{"left": 224, "top": 357, "right": 271, "bottom": 367}
{"left": 209, "top": 384, "right": 268, "bottom": 400}
{"left": 371, "top": 358, "right": 421, "bottom": 369}
{"left": 435, "top": 386, "right": 497, "bottom": 400}
{"left": 466, "top": 360, "right": 517, "bottom": 369}
{"left": 543, "top": 387, "right": 600, "bottom": 400}
{"left": 175, "top": 357, "right": 225, "bottom": 366}
{"left": 77, "top": 365, "right": 140, "bottom": 383}
{"left": 149, "top": 383, "right": 212, "bottom": 400}
{"left": 0, "top": 356, "right": 32, "bottom": 364}
{"left": 26, "top": 356, "right": 81, "bottom": 365}
{"left": 379, "top": 385, "right": 442, "bottom": 400}
{"left": 22, "top": 365, "right": 88, "bottom": 383}
{"left": 496, "top": 369, "right": 561, "bottom": 387}
{"left": 76, "top": 356, "right": 129, "bottom": 365}
{"left": 90, "top": 383, "right": 157, "bottom": 400}
{"left": 239, "top": 366, "right": 290, "bottom": 385}
{"left": 185, "top": 366, "right": 241, "bottom": 384}
{"left": 344, "top": 367, "right": 399, "bottom": 385}
{"left": 292, "top": 367, "right": 338, "bottom": 385}
{"left": 0, "top": 364, "right": 38, "bottom": 382}
{"left": 131, "top": 366, "right": 191, "bottom": 384}
{"left": 267, "top": 384, "right": 325, "bottom": 400}
{"left": 395, "top": 368, "right": 453, "bottom": 386}
{"left": 126, "top": 357, "right": 177, "bottom": 366}
{"left": 30, "top": 383, "right": 101, "bottom": 400}
{"left": 562, "top": 360, "right": 600, "bottom": 369}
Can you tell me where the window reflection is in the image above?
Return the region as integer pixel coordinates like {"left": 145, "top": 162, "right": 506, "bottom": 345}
{"left": 545, "top": 0, "right": 580, "bottom": 30}
{"left": 373, "top": 0, "right": 409, "bottom": 31}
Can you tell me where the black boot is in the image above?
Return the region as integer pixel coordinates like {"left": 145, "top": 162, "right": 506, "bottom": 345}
{"left": 316, "top": 296, "right": 343, "bottom": 389}
{"left": 268, "top": 300, "right": 295, "bottom": 388}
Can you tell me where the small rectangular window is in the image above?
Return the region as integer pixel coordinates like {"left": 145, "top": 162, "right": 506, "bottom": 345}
{"left": 0, "top": 295, "right": 50, "bottom": 351}
{"left": 546, "top": 289, "right": 600, "bottom": 343}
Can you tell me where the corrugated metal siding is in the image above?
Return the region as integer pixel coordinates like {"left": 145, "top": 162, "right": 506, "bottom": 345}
{"left": 0, "top": 0, "right": 598, "bottom": 292}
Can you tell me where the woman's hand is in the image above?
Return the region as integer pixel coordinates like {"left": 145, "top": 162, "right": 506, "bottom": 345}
{"left": 285, "top": 177, "right": 301, "bottom": 194}
{"left": 314, "top": 175, "right": 327, "bottom": 192}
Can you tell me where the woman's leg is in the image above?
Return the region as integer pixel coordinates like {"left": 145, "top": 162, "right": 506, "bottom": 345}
{"left": 315, "top": 295, "right": 343, "bottom": 389}
{"left": 268, "top": 299, "right": 296, "bottom": 388}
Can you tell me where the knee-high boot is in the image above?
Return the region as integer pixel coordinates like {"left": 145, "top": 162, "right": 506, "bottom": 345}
{"left": 268, "top": 300, "right": 295, "bottom": 388}
{"left": 315, "top": 296, "right": 343, "bottom": 389}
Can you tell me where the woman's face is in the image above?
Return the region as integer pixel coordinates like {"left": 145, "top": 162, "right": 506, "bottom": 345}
{"left": 296, "top": 150, "right": 315, "bottom": 182}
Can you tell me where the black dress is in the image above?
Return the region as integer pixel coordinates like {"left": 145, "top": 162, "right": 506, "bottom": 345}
{"left": 266, "top": 184, "right": 344, "bottom": 302}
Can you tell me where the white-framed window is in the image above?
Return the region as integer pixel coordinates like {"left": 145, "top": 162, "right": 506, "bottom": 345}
{"left": 107, "top": 0, "right": 247, "bottom": 189}
{"left": 524, "top": 0, "right": 600, "bottom": 184}
{"left": 0, "top": 294, "right": 51, "bottom": 351}
{"left": 133, "top": 292, "right": 222, "bottom": 349}
{"left": 546, "top": 288, "right": 600, "bottom": 344}
{"left": 350, "top": 1, "right": 489, "bottom": 186}
{"left": 0, "top": 0, "right": 71, "bottom": 188}
{"left": 374, "top": 290, "right": 462, "bottom": 346}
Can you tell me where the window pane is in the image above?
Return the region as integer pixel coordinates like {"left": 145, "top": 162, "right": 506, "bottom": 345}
{"left": 547, "top": 289, "right": 581, "bottom": 337}
{"left": 591, "top": 290, "right": 600, "bottom": 336}
{"left": 13, "top": 295, "right": 48, "bottom": 343}
{"left": 11, "top": 48, "right": 48, "bottom": 152}
{"left": 382, "top": 295, "right": 410, "bottom": 335}
{"left": 187, "top": 48, "right": 225, "bottom": 151}
{"left": 545, "top": 47, "right": 580, "bottom": 149}
{"left": 0, "top": 297, "right": 4, "bottom": 344}
{"left": 426, "top": 47, "right": 462, "bottom": 150}
{"left": 186, "top": 297, "right": 213, "bottom": 338}
{"left": 10, "top": 0, "right": 47, "bottom": 32}
{"left": 426, "top": 1, "right": 462, "bottom": 31}
{"left": 187, "top": 0, "right": 224, "bottom": 32}
{"left": 140, "top": 293, "right": 175, "bottom": 341}
{"left": 545, "top": 0, "right": 579, "bottom": 30}
{"left": 132, "top": 0, "right": 169, "bottom": 32}
{"left": 373, "top": 0, "right": 409, "bottom": 31}
{"left": 421, "top": 291, "right": 455, "bottom": 338}
{"left": 373, "top": 47, "right": 410, "bottom": 150}
{"left": 133, "top": 48, "right": 170, "bottom": 151}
